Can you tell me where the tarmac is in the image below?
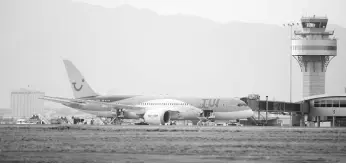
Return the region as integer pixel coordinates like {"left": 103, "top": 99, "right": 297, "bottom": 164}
{"left": 0, "top": 124, "right": 345, "bottom": 162}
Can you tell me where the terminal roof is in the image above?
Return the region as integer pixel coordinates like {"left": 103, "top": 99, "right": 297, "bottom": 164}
{"left": 11, "top": 88, "right": 44, "bottom": 94}
{"left": 301, "top": 16, "right": 328, "bottom": 22}
{"left": 302, "top": 94, "right": 346, "bottom": 101}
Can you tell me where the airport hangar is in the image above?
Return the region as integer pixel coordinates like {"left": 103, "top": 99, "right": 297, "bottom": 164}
{"left": 239, "top": 15, "right": 345, "bottom": 127}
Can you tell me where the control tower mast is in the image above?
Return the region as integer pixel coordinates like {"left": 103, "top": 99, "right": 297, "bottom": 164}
{"left": 292, "top": 16, "right": 337, "bottom": 98}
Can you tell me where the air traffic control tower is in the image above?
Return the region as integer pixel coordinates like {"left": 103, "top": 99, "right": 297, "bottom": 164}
{"left": 292, "top": 16, "right": 337, "bottom": 97}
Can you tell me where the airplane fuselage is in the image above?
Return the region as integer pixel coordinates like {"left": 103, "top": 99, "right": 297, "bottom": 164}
{"left": 63, "top": 95, "right": 253, "bottom": 121}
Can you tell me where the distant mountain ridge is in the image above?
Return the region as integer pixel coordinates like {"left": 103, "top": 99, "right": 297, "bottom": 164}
{"left": 0, "top": 0, "right": 345, "bottom": 109}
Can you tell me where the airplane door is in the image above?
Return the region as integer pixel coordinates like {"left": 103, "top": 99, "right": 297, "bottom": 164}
{"left": 203, "top": 109, "right": 213, "bottom": 117}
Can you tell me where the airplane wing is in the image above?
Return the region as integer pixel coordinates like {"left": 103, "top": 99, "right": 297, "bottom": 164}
{"left": 40, "top": 96, "right": 183, "bottom": 119}
{"left": 39, "top": 96, "right": 86, "bottom": 105}
{"left": 39, "top": 96, "right": 143, "bottom": 110}
{"left": 88, "top": 100, "right": 184, "bottom": 117}
{"left": 82, "top": 98, "right": 144, "bottom": 110}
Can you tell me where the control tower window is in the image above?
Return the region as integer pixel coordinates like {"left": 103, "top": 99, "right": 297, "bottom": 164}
{"left": 237, "top": 103, "right": 247, "bottom": 107}
{"left": 293, "top": 45, "right": 337, "bottom": 51}
{"left": 321, "top": 22, "right": 327, "bottom": 28}
{"left": 302, "top": 22, "right": 322, "bottom": 28}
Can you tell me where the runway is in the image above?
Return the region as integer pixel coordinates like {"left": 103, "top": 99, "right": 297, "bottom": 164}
{"left": 0, "top": 125, "right": 345, "bottom": 162}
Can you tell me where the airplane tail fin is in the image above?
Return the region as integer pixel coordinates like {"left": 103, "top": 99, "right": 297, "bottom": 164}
{"left": 63, "top": 60, "right": 99, "bottom": 99}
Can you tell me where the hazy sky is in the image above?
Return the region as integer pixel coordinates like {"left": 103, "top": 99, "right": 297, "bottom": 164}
{"left": 75, "top": 0, "right": 346, "bottom": 27}
{"left": 1, "top": 0, "right": 345, "bottom": 109}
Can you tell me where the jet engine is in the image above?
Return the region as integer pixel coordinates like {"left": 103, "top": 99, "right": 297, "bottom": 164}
{"left": 143, "top": 109, "right": 170, "bottom": 125}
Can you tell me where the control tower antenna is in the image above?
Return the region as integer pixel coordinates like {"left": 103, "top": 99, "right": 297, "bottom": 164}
{"left": 292, "top": 16, "right": 337, "bottom": 97}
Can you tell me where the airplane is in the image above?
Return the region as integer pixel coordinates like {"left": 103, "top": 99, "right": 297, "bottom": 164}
{"left": 40, "top": 60, "right": 254, "bottom": 125}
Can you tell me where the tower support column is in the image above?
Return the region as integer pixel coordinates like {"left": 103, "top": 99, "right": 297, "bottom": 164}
{"left": 300, "top": 114, "right": 304, "bottom": 127}
{"left": 317, "top": 116, "right": 320, "bottom": 127}
{"left": 332, "top": 116, "right": 336, "bottom": 127}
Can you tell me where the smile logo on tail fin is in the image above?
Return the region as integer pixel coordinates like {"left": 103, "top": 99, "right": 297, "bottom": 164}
{"left": 72, "top": 79, "right": 84, "bottom": 91}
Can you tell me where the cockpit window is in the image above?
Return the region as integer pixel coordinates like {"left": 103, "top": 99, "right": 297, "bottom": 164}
{"left": 237, "top": 103, "right": 247, "bottom": 107}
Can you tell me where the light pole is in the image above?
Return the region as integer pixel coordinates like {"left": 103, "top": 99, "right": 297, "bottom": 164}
{"left": 266, "top": 96, "right": 268, "bottom": 125}
{"left": 284, "top": 22, "right": 299, "bottom": 126}
{"left": 283, "top": 22, "right": 299, "bottom": 103}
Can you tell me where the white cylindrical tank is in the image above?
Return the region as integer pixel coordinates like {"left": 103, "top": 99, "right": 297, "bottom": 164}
{"left": 10, "top": 88, "right": 45, "bottom": 119}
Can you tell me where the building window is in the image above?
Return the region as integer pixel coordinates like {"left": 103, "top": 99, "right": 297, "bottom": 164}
{"left": 320, "top": 100, "right": 326, "bottom": 107}
{"left": 332, "top": 100, "right": 339, "bottom": 107}
{"left": 314, "top": 100, "right": 320, "bottom": 107}
{"left": 293, "top": 45, "right": 337, "bottom": 51}
{"left": 326, "top": 100, "right": 332, "bottom": 107}
{"left": 340, "top": 100, "right": 346, "bottom": 107}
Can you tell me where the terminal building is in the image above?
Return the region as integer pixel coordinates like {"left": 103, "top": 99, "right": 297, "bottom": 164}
{"left": 10, "top": 88, "right": 45, "bottom": 119}
{"left": 245, "top": 16, "right": 345, "bottom": 127}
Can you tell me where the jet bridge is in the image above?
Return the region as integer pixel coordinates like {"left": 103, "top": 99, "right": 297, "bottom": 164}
{"left": 241, "top": 96, "right": 302, "bottom": 113}
{"left": 248, "top": 99, "right": 301, "bottom": 113}
{"left": 241, "top": 95, "right": 310, "bottom": 126}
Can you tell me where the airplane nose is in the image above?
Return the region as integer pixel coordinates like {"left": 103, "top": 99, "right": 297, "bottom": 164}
{"left": 247, "top": 108, "right": 254, "bottom": 118}
{"left": 198, "top": 108, "right": 204, "bottom": 116}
